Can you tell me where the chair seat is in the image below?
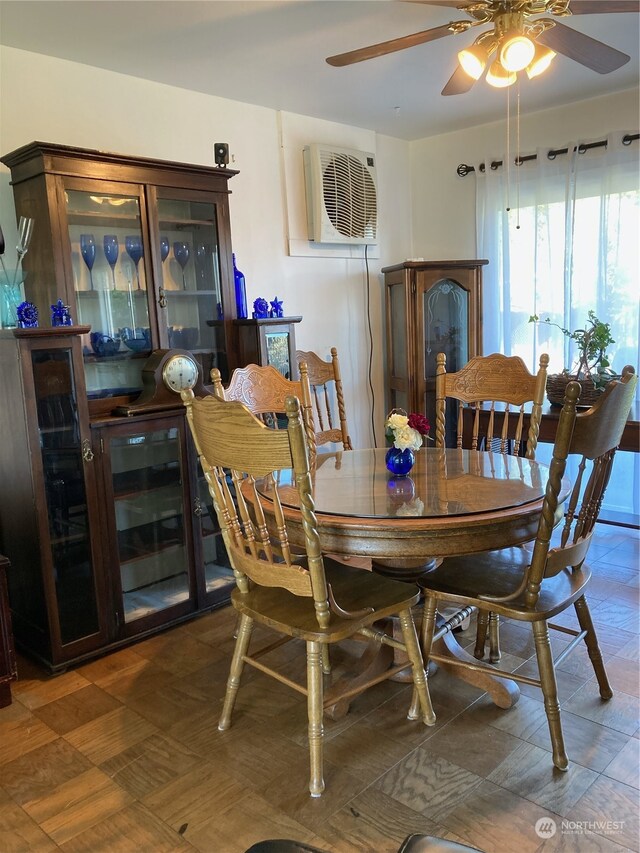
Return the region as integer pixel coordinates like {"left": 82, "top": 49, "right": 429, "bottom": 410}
{"left": 420, "top": 547, "right": 591, "bottom": 622}
{"left": 232, "top": 558, "right": 421, "bottom": 642}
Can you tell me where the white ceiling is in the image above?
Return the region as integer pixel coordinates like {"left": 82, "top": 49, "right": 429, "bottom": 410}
{"left": 0, "top": 0, "right": 638, "bottom": 140}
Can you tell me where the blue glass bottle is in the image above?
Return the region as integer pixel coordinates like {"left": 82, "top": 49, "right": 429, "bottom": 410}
{"left": 232, "top": 253, "right": 248, "bottom": 319}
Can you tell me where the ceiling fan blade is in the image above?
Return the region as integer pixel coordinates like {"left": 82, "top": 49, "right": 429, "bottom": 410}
{"left": 441, "top": 64, "right": 477, "bottom": 95}
{"left": 537, "top": 21, "right": 630, "bottom": 73}
{"left": 566, "top": 1, "right": 639, "bottom": 13}
{"left": 326, "top": 22, "right": 463, "bottom": 66}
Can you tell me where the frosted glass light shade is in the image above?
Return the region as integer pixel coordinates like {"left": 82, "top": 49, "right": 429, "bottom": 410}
{"left": 499, "top": 35, "right": 535, "bottom": 72}
{"left": 458, "top": 43, "right": 488, "bottom": 79}
{"left": 486, "top": 59, "right": 516, "bottom": 88}
{"left": 526, "top": 44, "right": 556, "bottom": 78}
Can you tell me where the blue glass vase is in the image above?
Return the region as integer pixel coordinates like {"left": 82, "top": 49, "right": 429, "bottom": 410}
{"left": 233, "top": 253, "right": 248, "bottom": 319}
{"left": 385, "top": 447, "right": 415, "bottom": 477}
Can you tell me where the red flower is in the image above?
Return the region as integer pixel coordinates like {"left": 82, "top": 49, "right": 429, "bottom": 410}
{"left": 408, "top": 412, "right": 430, "bottom": 436}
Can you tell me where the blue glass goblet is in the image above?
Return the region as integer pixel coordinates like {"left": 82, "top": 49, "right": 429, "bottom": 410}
{"left": 173, "top": 241, "right": 191, "bottom": 290}
{"left": 103, "top": 235, "right": 119, "bottom": 290}
{"left": 125, "top": 235, "right": 144, "bottom": 290}
{"left": 160, "top": 236, "right": 170, "bottom": 263}
{"left": 80, "top": 234, "right": 96, "bottom": 291}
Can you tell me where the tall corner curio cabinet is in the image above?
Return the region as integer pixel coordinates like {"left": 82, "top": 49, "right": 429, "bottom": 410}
{"left": 0, "top": 142, "right": 240, "bottom": 671}
{"left": 382, "top": 259, "right": 487, "bottom": 433}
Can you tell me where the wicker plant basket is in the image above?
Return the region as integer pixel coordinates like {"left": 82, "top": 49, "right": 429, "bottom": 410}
{"left": 546, "top": 373, "right": 604, "bottom": 408}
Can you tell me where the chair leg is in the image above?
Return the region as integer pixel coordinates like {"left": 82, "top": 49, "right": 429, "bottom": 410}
{"left": 574, "top": 595, "right": 613, "bottom": 700}
{"left": 321, "top": 645, "right": 331, "bottom": 675}
{"left": 409, "top": 595, "right": 439, "bottom": 719}
{"left": 488, "top": 612, "right": 501, "bottom": 663}
{"left": 399, "top": 608, "right": 435, "bottom": 726}
{"left": 219, "top": 613, "right": 253, "bottom": 731}
{"left": 532, "top": 620, "right": 568, "bottom": 771}
{"left": 307, "top": 640, "right": 325, "bottom": 798}
{"left": 474, "top": 611, "right": 489, "bottom": 659}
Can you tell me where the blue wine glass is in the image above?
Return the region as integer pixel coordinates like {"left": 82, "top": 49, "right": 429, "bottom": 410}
{"left": 80, "top": 234, "right": 96, "bottom": 291}
{"left": 160, "top": 236, "right": 170, "bottom": 264}
{"left": 125, "top": 235, "right": 143, "bottom": 290}
{"left": 103, "top": 235, "right": 119, "bottom": 290}
{"left": 173, "top": 241, "right": 190, "bottom": 290}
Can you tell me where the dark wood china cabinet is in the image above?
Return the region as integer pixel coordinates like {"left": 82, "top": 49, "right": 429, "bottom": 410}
{"left": 383, "top": 259, "right": 486, "bottom": 434}
{"left": 0, "top": 143, "right": 240, "bottom": 670}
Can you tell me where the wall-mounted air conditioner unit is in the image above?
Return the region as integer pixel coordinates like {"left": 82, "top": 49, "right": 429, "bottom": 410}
{"left": 303, "top": 144, "right": 378, "bottom": 245}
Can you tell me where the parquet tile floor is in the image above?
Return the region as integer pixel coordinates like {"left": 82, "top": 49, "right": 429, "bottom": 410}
{"left": 1, "top": 522, "right": 638, "bottom": 853}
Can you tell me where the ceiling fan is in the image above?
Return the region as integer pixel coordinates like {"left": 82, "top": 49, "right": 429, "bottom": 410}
{"left": 326, "top": 1, "right": 640, "bottom": 95}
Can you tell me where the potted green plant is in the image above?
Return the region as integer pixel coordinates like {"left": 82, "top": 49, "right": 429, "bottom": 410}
{"left": 529, "top": 310, "right": 616, "bottom": 405}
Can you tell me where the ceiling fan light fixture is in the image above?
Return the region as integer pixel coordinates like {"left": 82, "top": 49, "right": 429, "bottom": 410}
{"left": 499, "top": 34, "right": 536, "bottom": 72}
{"left": 486, "top": 58, "right": 517, "bottom": 88}
{"left": 526, "top": 43, "right": 556, "bottom": 79}
{"left": 458, "top": 43, "right": 488, "bottom": 80}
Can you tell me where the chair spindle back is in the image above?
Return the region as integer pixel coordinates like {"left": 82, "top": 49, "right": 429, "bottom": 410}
{"left": 296, "top": 347, "right": 353, "bottom": 451}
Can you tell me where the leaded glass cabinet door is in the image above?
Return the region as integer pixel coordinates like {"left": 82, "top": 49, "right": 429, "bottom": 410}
{"left": 99, "top": 414, "right": 197, "bottom": 635}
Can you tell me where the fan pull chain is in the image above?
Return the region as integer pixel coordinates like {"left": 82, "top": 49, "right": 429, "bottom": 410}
{"left": 506, "top": 84, "right": 511, "bottom": 214}
{"left": 516, "top": 81, "right": 521, "bottom": 230}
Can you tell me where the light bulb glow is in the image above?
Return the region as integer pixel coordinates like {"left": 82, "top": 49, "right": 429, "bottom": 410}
{"left": 458, "top": 43, "right": 487, "bottom": 80}
{"left": 499, "top": 35, "right": 535, "bottom": 72}
{"left": 486, "top": 59, "right": 516, "bottom": 88}
{"left": 526, "top": 44, "right": 556, "bottom": 79}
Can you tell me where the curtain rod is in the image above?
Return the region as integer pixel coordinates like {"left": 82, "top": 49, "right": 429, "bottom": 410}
{"left": 456, "top": 133, "right": 639, "bottom": 177}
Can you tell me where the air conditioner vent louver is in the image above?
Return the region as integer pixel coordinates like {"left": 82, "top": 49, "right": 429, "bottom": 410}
{"left": 303, "top": 144, "right": 378, "bottom": 245}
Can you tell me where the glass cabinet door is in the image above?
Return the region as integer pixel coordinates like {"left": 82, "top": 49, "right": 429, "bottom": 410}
{"left": 195, "top": 463, "right": 234, "bottom": 600}
{"left": 104, "top": 421, "right": 194, "bottom": 628}
{"left": 65, "top": 187, "right": 152, "bottom": 401}
{"left": 155, "top": 193, "right": 228, "bottom": 380}
{"left": 422, "top": 278, "right": 469, "bottom": 380}
{"left": 32, "top": 348, "right": 103, "bottom": 647}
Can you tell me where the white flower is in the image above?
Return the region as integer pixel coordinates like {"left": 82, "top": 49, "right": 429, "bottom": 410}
{"left": 393, "top": 425, "right": 423, "bottom": 451}
{"left": 396, "top": 497, "right": 425, "bottom": 517}
{"left": 386, "top": 412, "right": 409, "bottom": 431}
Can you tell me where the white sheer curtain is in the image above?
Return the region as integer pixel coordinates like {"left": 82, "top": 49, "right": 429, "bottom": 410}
{"left": 476, "top": 131, "right": 640, "bottom": 524}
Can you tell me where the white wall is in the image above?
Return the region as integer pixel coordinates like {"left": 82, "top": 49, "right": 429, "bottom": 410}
{"left": 410, "top": 88, "right": 639, "bottom": 259}
{"left": 0, "top": 46, "right": 413, "bottom": 447}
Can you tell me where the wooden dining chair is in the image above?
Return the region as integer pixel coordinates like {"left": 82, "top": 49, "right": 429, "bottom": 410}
{"left": 296, "top": 347, "right": 353, "bottom": 451}
{"left": 181, "top": 391, "right": 435, "bottom": 797}
{"left": 416, "top": 366, "right": 637, "bottom": 771}
{"left": 435, "top": 351, "right": 550, "bottom": 662}
{"left": 210, "top": 363, "right": 317, "bottom": 460}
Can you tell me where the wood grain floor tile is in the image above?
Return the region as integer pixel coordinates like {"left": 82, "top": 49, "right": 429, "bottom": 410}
{"left": 100, "top": 733, "right": 203, "bottom": 799}
{"left": 0, "top": 796, "right": 59, "bottom": 852}
{"left": 487, "top": 741, "right": 598, "bottom": 813}
{"left": 59, "top": 802, "right": 192, "bottom": 853}
{"left": 462, "top": 692, "right": 549, "bottom": 740}
{"left": 33, "top": 683, "right": 123, "bottom": 735}
{"left": 537, "top": 829, "right": 635, "bottom": 851}
{"left": 134, "top": 633, "right": 218, "bottom": 676}
{"left": 591, "top": 601, "right": 639, "bottom": 635}
{"left": 76, "top": 646, "right": 148, "bottom": 686}
{"left": 513, "top": 657, "right": 587, "bottom": 704}
{"left": 562, "top": 682, "right": 639, "bottom": 735}
{"left": 141, "top": 761, "right": 246, "bottom": 837}
{"left": 374, "top": 749, "right": 483, "bottom": 823}
{"left": 12, "top": 668, "right": 91, "bottom": 711}
{"left": 421, "top": 713, "right": 523, "bottom": 778}
{"left": 439, "top": 779, "right": 565, "bottom": 853}
{"left": 599, "top": 656, "right": 640, "bottom": 698}
{"left": 527, "top": 709, "right": 631, "bottom": 773}
{"left": 92, "top": 657, "right": 176, "bottom": 703}
{"left": 602, "top": 738, "right": 640, "bottom": 789}
{"left": 0, "top": 703, "right": 58, "bottom": 766}
{"left": 64, "top": 706, "right": 159, "bottom": 765}
{"left": 2, "top": 737, "right": 92, "bottom": 806}
{"left": 23, "top": 765, "right": 133, "bottom": 845}
{"left": 316, "top": 785, "right": 441, "bottom": 853}
{"left": 571, "top": 775, "right": 640, "bottom": 851}
{"left": 616, "top": 637, "right": 640, "bottom": 663}
{"left": 188, "top": 790, "right": 323, "bottom": 853}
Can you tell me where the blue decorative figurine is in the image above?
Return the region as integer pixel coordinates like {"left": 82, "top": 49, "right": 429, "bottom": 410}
{"left": 16, "top": 300, "right": 38, "bottom": 329}
{"left": 270, "top": 296, "right": 284, "bottom": 318}
{"left": 51, "top": 299, "right": 73, "bottom": 327}
{"left": 252, "top": 297, "right": 270, "bottom": 319}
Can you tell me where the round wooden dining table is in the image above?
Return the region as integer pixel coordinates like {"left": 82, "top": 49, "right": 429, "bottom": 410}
{"left": 260, "top": 447, "right": 561, "bottom": 710}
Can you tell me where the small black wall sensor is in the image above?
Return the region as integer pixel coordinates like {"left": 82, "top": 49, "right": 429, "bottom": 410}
{"left": 214, "top": 143, "right": 229, "bottom": 167}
